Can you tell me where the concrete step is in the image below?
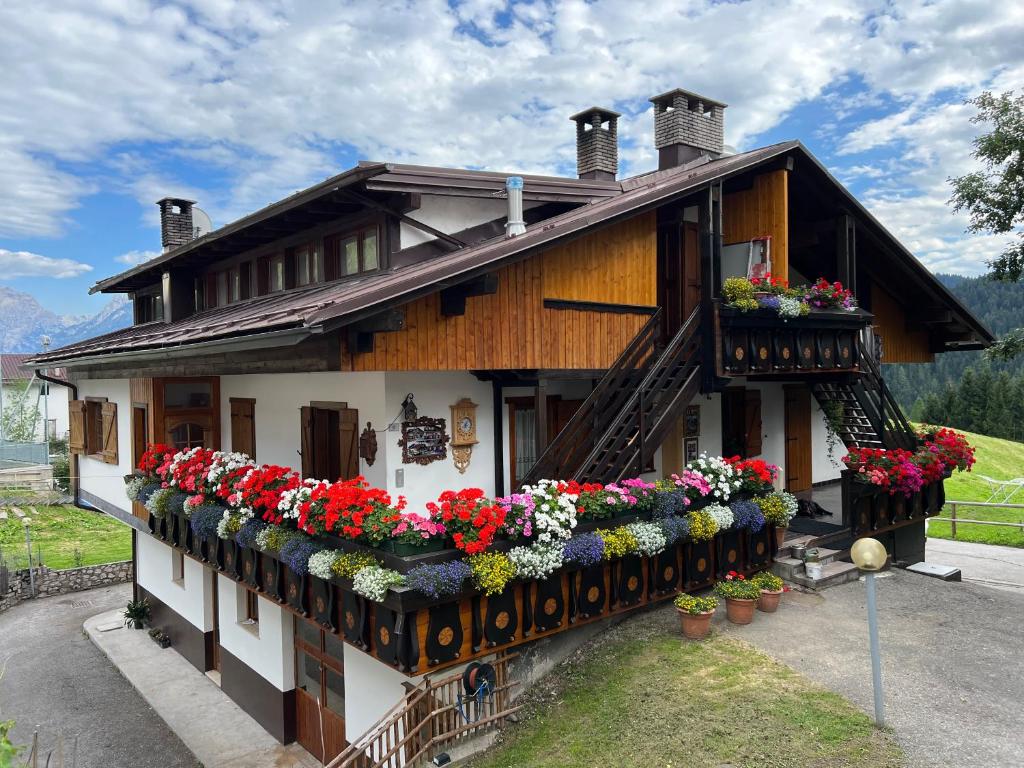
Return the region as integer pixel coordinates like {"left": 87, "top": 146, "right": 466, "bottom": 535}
{"left": 787, "top": 560, "right": 861, "bottom": 591}
{"left": 775, "top": 534, "right": 817, "bottom": 559}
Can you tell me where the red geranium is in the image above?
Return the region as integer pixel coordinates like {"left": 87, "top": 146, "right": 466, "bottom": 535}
{"left": 137, "top": 443, "right": 175, "bottom": 482}
{"left": 726, "top": 457, "right": 779, "bottom": 493}
{"left": 301, "top": 476, "right": 406, "bottom": 540}
{"left": 236, "top": 464, "right": 301, "bottom": 525}
{"left": 168, "top": 447, "right": 215, "bottom": 494}
{"left": 427, "top": 488, "right": 506, "bottom": 555}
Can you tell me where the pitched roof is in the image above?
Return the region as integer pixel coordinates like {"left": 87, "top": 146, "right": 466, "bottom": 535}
{"left": 31, "top": 140, "right": 993, "bottom": 366}
{"left": 2, "top": 354, "right": 67, "bottom": 381}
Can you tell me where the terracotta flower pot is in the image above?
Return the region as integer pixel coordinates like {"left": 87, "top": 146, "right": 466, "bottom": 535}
{"left": 758, "top": 588, "right": 783, "bottom": 613}
{"left": 724, "top": 597, "right": 757, "bottom": 625}
{"left": 677, "top": 608, "right": 714, "bottom": 640}
{"left": 773, "top": 526, "right": 787, "bottom": 549}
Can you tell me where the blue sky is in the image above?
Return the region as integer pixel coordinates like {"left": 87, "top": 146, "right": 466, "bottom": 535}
{"left": 1, "top": 0, "right": 1021, "bottom": 316}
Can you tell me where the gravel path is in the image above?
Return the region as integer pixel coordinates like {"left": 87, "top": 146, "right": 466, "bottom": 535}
{"left": 0, "top": 582, "right": 200, "bottom": 768}
{"left": 720, "top": 569, "right": 1024, "bottom": 768}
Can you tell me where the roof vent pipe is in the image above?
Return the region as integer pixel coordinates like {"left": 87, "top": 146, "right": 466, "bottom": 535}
{"left": 505, "top": 177, "right": 526, "bottom": 238}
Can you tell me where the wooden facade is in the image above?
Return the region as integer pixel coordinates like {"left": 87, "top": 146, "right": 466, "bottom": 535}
{"left": 722, "top": 170, "right": 789, "bottom": 280}
{"left": 349, "top": 213, "right": 657, "bottom": 371}
{"left": 870, "top": 282, "right": 934, "bottom": 363}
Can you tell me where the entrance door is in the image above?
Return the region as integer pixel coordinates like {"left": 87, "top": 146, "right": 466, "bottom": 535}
{"left": 294, "top": 618, "right": 347, "bottom": 762}
{"left": 658, "top": 220, "right": 701, "bottom": 338}
{"left": 506, "top": 396, "right": 584, "bottom": 488}
{"left": 784, "top": 386, "right": 813, "bottom": 493}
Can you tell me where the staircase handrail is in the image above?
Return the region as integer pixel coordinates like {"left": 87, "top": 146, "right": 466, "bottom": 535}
{"left": 860, "top": 352, "right": 917, "bottom": 449}
{"left": 520, "top": 309, "right": 663, "bottom": 485}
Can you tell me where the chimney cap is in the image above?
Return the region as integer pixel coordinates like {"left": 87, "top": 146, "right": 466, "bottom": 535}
{"left": 569, "top": 106, "right": 622, "bottom": 122}
{"left": 156, "top": 197, "right": 197, "bottom": 206}
{"left": 649, "top": 88, "right": 727, "bottom": 109}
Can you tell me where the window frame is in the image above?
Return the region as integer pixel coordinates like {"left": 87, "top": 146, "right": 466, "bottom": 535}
{"left": 84, "top": 397, "right": 106, "bottom": 458}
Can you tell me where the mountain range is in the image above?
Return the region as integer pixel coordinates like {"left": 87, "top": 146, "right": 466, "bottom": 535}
{"left": 0, "top": 286, "right": 132, "bottom": 353}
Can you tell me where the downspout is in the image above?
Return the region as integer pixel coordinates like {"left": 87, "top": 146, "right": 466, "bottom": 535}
{"left": 35, "top": 369, "right": 78, "bottom": 507}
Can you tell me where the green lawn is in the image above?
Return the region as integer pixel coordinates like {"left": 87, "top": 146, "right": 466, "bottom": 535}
{"left": 921, "top": 427, "right": 1024, "bottom": 548}
{"left": 466, "top": 617, "right": 901, "bottom": 768}
{"left": 0, "top": 504, "right": 132, "bottom": 569}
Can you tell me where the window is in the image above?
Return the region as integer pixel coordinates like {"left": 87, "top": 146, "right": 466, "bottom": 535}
{"left": 236, "top": 585, "right": 260, "bottom": 635}
{"left": 325, "top": 224, "right": 380, "bottom": 280}
{"left": 170, "top": 421, "right": 206, "bottom": 450}
{"left": 246, "top": 590, "right": 260, "bottom": 624}
{"left": 230, "top": 398, "right": 256, "bottom": 460}
{"left": 216, "top": 271, "right": 228, "bottom": 307}
{"left": 269, "top": 253, "right": 285, "bottom": 293}
{"left": 229, "top": 267, "right": 241, "bottom": 303}
{"left": 135, "top": 291, "right": 164, "bottom": 324}
{"left": 239, "top": 261, "right": 252, "bottom": 300}
{"left": 295, "top": 243, "right": 320, "bottom": 287}
{"left": 70, "top": 398, "right": 118, "bottom": 464}
{"left": 294, "top": 617, "right": 344, "bottom": 715}
{"left": 172, "top": 551, "right": 185, "bottom": 584}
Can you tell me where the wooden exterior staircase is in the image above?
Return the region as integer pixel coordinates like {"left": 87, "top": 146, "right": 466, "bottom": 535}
{"left": 522, "top": 307, "right": 702, "bottom": 485}
{"left": 328, "top": 654, "right": 520, "bottom": 768}
{"left": 811, "top": 348, "right": 917, "bottom": 452}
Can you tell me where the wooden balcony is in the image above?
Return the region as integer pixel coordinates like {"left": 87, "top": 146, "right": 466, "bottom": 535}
{"left": 714, "top": 302, "right": 874, "bottom": 377}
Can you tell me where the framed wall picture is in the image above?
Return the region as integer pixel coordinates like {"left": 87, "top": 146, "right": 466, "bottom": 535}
{"left": 685, "top": 405, "right": 701, "bottom": 438}
{"left": 684, "top": 437, "right": 699, "bottom": 464}
{"left": 399, "top": 416, "right": 449, "bottom": 465}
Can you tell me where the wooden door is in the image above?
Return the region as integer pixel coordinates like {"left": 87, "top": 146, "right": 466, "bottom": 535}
{"left": 295, "top": 618, "right": 347, "bottom": 762}
{"left": 229, "top": 398, "right": 256, "bottom": 460}
{"left": 784, "top": 386, "right": 812, "bottom": 492}
{"left": 301, "top": 404, "right": 359, "bottom": 481}
{"left": 682, "top": 222, "right": 701, "bottom": 319}
{"left": 658, "top": 221, "right": 701, "bottom": 338}
{"left": 548, "top": 398, "right": 584, "bottom": 441}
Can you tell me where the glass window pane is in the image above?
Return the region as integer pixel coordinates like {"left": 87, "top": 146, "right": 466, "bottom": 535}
{"left": 311, "top": 246, "right": 320, "bottom": 283}
{"left": 362, "top": 230, "right": 378, "bottom": 271}
{"left": 342, "top": 237, "right": 359, "bottom": 275}
{"left": 297, "top": 248, "right": 310, "bottom": 286}
{"left": 230, "top": 269, "right": 241, "bottom": 302}
{"left": 270, "top": 255, "right": 285, "bottom": 292}
{"left": 164, "top": 382, "right": 212, "bottom": 409}
{"left": 514, "top": 407, "right": 537, "bottom": 485}
{"left": 296, "top": 618, "right": 321, "bottom": 649}
{"left": 324, "top": 632, "right": 345, "bottom": 664}
{"left": 296, "top": 649, "right": 321, "bottom": 697}
{"left": 216, "top": 272, "right": 228, "bottom": 306}
{"left": 325, "top": 667, "right": 345, "bottom": 715}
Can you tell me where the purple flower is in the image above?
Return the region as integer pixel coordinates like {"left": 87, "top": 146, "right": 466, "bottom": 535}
{"left": 730, "top": 499, "right": 765, "bottom": 532}
{"left": 653, "top": 488, "right": 689, "bottom": 519}
{"left": 660, "top": 515, "right": 690, "bottom": 544}
{"left": 405, "top": 561, "right": 472, "bottom": 599}
{"left": 562, "top": 532, "right": 605, "bottom": 568}
{"left": 758, "top": 295, "right": 781, "bottom": 310}
{"left": 279, "top": 537, "right": 324, "bottom": 576}
{"left": 236, "top": 518, "right": 266, "bottom": 549}
{"left": 190, "top": 504, "right": 225, "bottom": 538}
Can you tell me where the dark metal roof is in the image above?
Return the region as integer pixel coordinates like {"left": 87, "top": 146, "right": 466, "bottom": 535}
{"left": 34, "top": 140, "right": 993, "bottom": 365}
{"left": 2, "top": 353, "right": 66, "bottom": 380}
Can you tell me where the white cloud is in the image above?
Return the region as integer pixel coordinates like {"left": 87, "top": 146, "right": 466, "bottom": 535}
{"left": 0, "top": 248, "right": 93, "bottom": 278}
{"left": 115, "top": 249, "right": 161, "bottom": 266}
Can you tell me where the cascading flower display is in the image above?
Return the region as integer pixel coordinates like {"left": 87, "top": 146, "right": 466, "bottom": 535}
{"left": 496, "top": 492, "right": 537, "bottom": 539}
{"left": 843, "top": 447, "right": 924, "bottom": 497}
{"left": 519, "top": 479, "right": 581, "bottom": 542}
{"left": 625, "top": 521, "right": 668, "bottom": 557}
{"left": 659, "top": 515, "right": 690, "bottom": 544}
{"left": 234, "top": 464, "right": 301, "bottom": 525}
{"left": 352, "top": 566, "right": 405, "bottom": 602}
{"left": 729, "top": 499, "right": 766, "bottom": 532}
{"left": 704, "top": 503, "right": 734, "bottom": 532}
{"left": 137, "top": 443, "right": 176, "bottom": 482}
{"left": 468, "top": 552, "right": 516, "bottom": 596}
{"left": 805, "top": 278, "right": 856, "bottom": 310}
{"left": 507, "top": 542, "right": 564, "bottom": 580}
{"left": 404, "top": 561, "right": 472, "bottom": 599}
{"left": 561, "top": 532, "right": 605, "bottom": 568}
{"left": 727, "top": 457, "right": 779, "bottom": 495}
{"left": 686, "top": 454, "right": 740, "bottom": 501}
{"left": 428, "top": 488, "right": 506, "bottom": 554}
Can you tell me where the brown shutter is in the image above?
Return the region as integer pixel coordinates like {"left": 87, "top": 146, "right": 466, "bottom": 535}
{"left": 69, "top": 400, "right": 86, "bottom": 455}
{"left": 300, "top": 406, "right": 314, "bottom": 477}
{"left": 230, "top": 398, "right": 256, "bottom": 460}
{"left": 339, "top": 408, "right": 359, "bottom": 480}
{"left": 744, "top": 389, "right": 762, "bottom": 457}
{"left": 101, "top": 401, "right": 119, "bottom": 464}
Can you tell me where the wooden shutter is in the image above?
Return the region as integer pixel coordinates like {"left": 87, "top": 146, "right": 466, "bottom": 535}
{"left": 101, "top": 401, "right": 119, "bottom": 464}
{"left": 230, "top": 398, "right": 256, "bottom": 460}
{"left": 300, "top": 406, "right": 314, "bottom": 478}
{"left": 69, "top": 400, "right": 86, "bottom": 455}
{"left": 744, "top": 389, "right": 762, "bottom": 457}
{"left": 339, "top": 408, "right": 359, "bottom": 480}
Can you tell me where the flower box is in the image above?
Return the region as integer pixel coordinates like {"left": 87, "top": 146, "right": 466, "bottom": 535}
{"left": 260, "top": 553, "right": 286, "bottom": 603}
{"left": 284, "top": 568, "right": 309, "bottom": 616}
{"left": 715, "top": 529, "right": 744, "bottom": 578}
{"left": 378, "top": 538, "right": 448, "bottom": 557}
{"left": 310, "top": 574, "right": 337, "bottom": 631}
{"left": 222, "top": 540, "right": 242, "bottom": 580}
{"left": 240, "top": 546, "right": 261, "bottom": 589}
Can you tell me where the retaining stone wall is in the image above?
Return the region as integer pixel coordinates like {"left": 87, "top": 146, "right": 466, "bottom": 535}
{"left": 0, "top": 560, "right": 133, "bottom": 613}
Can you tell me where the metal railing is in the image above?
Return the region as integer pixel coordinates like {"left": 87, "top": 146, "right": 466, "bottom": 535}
{"left": 929, "top": 500, "right": 1024, "bottom": 538}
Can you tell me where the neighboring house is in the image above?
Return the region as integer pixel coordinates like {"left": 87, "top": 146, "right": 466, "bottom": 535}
{"left": 1, "top": 353, "right": 69, "bottom": 444}
{"left": 31, "top": 88, "right": 992, "bottom": 764}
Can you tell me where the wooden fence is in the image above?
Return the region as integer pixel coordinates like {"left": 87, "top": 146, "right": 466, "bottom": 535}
{"left": 930, "top": 500, "right": 1024, "bottom": 538}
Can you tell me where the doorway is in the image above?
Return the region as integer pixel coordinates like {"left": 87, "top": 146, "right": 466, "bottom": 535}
{"left": 294, "top": 618, "right": 347, "bottom": 762}
{"left": 300, "top": 403, "right": 359, "bottom": 481}
{"left": 784, "top": 386, "right": 812, "bottom": 493}
{"left": 658, "top": 218, "right": 701, "bottom": 338}
{"left": 506, "top": 395, "right": 584, "bottom": 488}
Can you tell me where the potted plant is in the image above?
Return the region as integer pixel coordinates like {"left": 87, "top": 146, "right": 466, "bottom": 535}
{"left": 673, "top": 593, "right": 717, "bottom": 639}
{"left": 123, "top": 598, "right": 151, "bottom": 629}
{"left": 750, "top": 571, "right": 785, "bottom": 612}
{"left": 148, "top": 627, "right": 171, "bottom": 648}
{"left": 756, "top": 492, "right": 798, "bottom": 549}
{"left": 804, "top": 549, "right": 824, "bottom": 580}
{"left": 713, "top": 571, "right": 761, "bottom": 625}
{"left": 382, "top": 511, "right": 447, "bottom": 555}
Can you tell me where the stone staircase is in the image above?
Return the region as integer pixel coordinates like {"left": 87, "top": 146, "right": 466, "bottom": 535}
{"left": 772, "top": 534, "right": 860, "bottom": 590}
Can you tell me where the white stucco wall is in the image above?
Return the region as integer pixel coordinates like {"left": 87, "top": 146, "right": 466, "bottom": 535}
{"left": 384, "top": 371, "right": 496, "bottom": 513}
{"left": 0, "top": 380, "right": 69, "bottom": 442}
{"left": 811, "top": 397, "right": 845, "bottom": 483}
{"left": 216, "top": 574, "right": 295, "bottom": 691}
{"left": 399, "top": 195, "right": 539, "bottom": 250}
{"left": 219, "top": 371, "right": 389, "bottom": 489}
{"left": 343, "top": 645, "right": 417, "bottom": 738}
{"left": 136, "top": 534, "right": 214, "bottom": 631}
{"left": 76, "top": 378, "right": 134, "bottom": 514}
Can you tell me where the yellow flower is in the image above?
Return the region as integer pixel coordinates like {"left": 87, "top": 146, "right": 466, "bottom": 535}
{"left": 469, "top": 552, "right": 516, "bottom": 596}
{"left": 687, "top": 509, "right": 717, "bottom": 541}
{"left": 597, "top": 527, "right": 638, "bottom": 560}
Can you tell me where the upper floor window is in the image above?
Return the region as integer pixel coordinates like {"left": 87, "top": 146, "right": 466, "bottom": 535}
{"left": 295, "top": 243, "right": 320, "bottom": 287}
{"left": 325, "top": 224, "right": 379, "bottom": 280}
{"left": 135, "top": 291, "right": 164, "bottom": 324}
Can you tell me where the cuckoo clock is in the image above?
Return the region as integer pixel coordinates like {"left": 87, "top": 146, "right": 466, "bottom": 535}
{"left": 449, "top": 398, "right": 479, "bottom": 474}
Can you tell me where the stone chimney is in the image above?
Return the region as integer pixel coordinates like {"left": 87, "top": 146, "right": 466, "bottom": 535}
{"left": 157, "top": 197, "right": 197, "bottom": 251}
{"left": 570, "top": 106, "right": 621, "bottom": 181}
{"left": 649, "top": 89, "right": 727, "bottom": 170}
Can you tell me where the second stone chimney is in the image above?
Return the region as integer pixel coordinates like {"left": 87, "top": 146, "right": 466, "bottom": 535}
{"left": 650, "top": 89, "right": 727, "bottom": 170}
{"left": 157, "top": 197, "right": 197, "bottom": 251}
{"left": 570, "top": 106, "right": 621, "bottom": 181}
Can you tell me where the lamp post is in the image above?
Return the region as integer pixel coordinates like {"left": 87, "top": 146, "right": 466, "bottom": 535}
{"left": 850, "top": 537, "right": 888, "bottom": 727}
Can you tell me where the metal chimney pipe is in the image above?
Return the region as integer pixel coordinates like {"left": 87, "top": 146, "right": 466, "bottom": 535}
{"left": 505, "top": 177, "right": 526, "bottom": 238}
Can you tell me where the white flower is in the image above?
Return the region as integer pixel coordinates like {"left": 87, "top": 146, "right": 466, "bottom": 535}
{"left": 705, "top": 503, "right": 734, "bottom": 531}
{"left": 255, "top": 526, "right": 274, "bottom": 552}
{"left": 125, "top": 476, "right": 146, "bottom": 501}
{"left": 308, "top": 550, "right": 341, "bottom": 580}
{"left": 277, "top": 478, "right": 328, "bottom": 520}
{"left": 144, "top": 487, "right": 173, "bottom": 519}
{"left": 352, "top": 566, "right": 405, "bottom": 602}
{"left": 626, "top": 521, "right": 667, "bottom": 557}
{"left": 508, "top": 542, "right": 564, "bottom": 579}
{"left": 519, "top": 480, "right": 579, "bottom": 542}
{"left": 779, "top": 491, "right": 799, "bottom": 522}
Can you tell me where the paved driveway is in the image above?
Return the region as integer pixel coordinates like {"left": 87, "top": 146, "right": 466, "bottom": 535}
{"left": 720, "top": 568, "right": 1024, "bottom": 768}
{"left": 0, "top": 583, "right": 200, "bottom": 768}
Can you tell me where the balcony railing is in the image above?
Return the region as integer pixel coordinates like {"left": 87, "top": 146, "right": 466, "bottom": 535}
{"left": 715, "top": 302, "right": 873, "bottom": 376}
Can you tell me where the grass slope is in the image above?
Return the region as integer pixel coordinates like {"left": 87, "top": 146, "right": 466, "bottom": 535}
{"left": 924, "top": 428, "right": 1024, "bottom": 548}
{"left": 0, "top": 505, "right": 132, "bottom": 569}
{"left": 466, "top": 612, "right": 901, "bottom": 768}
